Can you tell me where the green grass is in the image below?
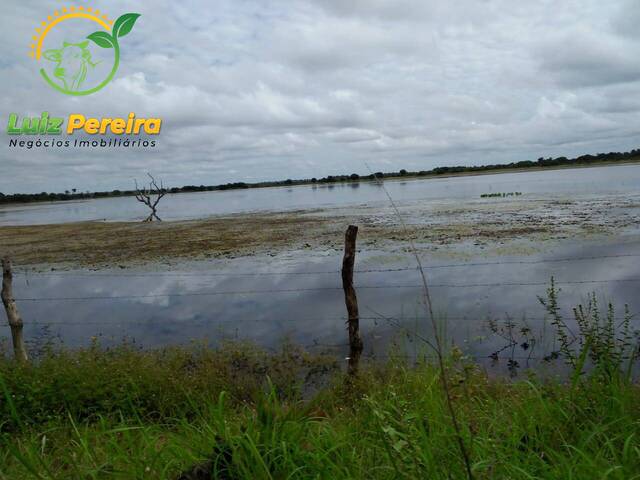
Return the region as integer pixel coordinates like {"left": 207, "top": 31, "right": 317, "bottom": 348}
{"left": 1, "top": 341, "right": 639, "bottom": 479}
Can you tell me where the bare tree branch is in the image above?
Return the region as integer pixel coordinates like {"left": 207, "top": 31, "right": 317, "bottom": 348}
{"left": 134, "top": 173, "right": 166, "bottom": 222}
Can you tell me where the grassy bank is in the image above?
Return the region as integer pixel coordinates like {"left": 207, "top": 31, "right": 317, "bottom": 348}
{"left": 1, "top": 341, "right": 639, "bottom": 479}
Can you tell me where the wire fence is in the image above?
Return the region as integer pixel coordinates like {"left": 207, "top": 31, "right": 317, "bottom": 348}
{"left": 2, "top": 249, "right": 639, "bottom": 367}
{"left": 5, "top": 314, "right": 634, "bottom": 327}
{"left": 13, "top": 252, "right": 640, "bottom": 279}
{"left": 7, "top": 250, "right": 640, "bottom": 303}
{"left": 2, "top": 252, "right": 638, "bottom": 309}
{"left": 5, "top": 278, "right": 639, "bottom": 303}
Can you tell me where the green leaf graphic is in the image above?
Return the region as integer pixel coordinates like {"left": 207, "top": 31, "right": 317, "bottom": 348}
{"left": 87, "top": 31, "right": 115, "bottom": 49}
{"left": 113, "top": 13, "right": 141, "bottom": 39}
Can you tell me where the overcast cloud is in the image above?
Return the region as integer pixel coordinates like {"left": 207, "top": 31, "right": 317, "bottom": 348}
{"left": 1, "top": 0, "right": 639, "bottom": 193}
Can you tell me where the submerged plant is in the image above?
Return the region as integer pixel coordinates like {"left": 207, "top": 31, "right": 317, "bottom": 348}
{"left": 538, "top": 277, "right": 639, "bottom": 379}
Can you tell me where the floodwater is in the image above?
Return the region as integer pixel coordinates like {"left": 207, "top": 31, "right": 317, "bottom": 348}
{"left": 1, "top": 164, "right": 640, "bottom": 374}
{"left": 1, "top": 164, "right": 640, "bottom": 226}
{"left": 3, "top": 235, "right": 640, "bottom": 372}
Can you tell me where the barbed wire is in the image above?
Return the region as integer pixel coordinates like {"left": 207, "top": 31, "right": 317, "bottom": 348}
{"left": 12, "top": 253, "right": 640, "bottom": 279}
{"left": 14, "top": 267, "right": 414, "bottom": 277}
{"left": 1, "top": 313, "right": 633, "bottom": 328}
{"left": 302, "top": 343, "right": 547, "bottom": 361}
{"left": 9, "top": 277, "right": 640, "bottom": 302}
{"left": 357, "top": 353, "right": 578, "bottom": 362}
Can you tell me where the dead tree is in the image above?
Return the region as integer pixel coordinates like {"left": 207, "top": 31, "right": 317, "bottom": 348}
{"left": 342, "top": 225, "right": 363, "bottom": 375}
{"left": 134, "top": 173, "right": 166, "bottom": 222}
{"left": 1, "top": 257, "right": 28, "bottom": 363}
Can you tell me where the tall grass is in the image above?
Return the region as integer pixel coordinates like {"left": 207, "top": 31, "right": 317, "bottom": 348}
{"left": 1, "top": 283, "right": 639, "bottom": 478}
{"left": 368, "top": 166, "right": 474, "bottom": 478}
{"left": 538, "top": 277, "right": 639, "bottom": 378}
{"left": 1, "top": 346, "right": 640, "bottom": 479}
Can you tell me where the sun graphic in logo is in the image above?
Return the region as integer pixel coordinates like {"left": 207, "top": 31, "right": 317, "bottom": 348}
{"left": 29, "top": 7, "right": 141, "bottom": 96}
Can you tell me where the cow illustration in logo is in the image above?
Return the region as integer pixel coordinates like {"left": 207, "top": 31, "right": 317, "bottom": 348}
{"left": 29, "top": 7, "right": 140, "bottom": 96}
{"left": 43, "top": 41, "right": 99, "bottom": 92}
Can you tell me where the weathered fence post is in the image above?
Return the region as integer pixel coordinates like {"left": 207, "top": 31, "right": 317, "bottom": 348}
{"left": 342, "top": 225, "right": 363, "bottom": 375}
{"left": 1, "top": 257, "right": 28, "bottom": 363}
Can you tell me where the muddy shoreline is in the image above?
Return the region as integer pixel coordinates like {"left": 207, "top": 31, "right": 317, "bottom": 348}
{"left": 2, "top": 192, "right": 639, "bottom": 271}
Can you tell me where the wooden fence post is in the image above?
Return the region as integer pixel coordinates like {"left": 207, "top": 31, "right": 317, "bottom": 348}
{"left": 1, "top": 257, "right": 28, "bottom": 363}
{"left": 342, "top": 225, "right": 363, "bottom": 375}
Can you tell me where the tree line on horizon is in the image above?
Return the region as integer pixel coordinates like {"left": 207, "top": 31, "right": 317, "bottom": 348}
{"left": 1, "top": 148, "right": 639, "bottom": 205}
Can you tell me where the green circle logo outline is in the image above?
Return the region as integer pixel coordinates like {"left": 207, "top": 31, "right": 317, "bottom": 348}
{"left": 32, "top": 10, "right": 140, "bottom": 96}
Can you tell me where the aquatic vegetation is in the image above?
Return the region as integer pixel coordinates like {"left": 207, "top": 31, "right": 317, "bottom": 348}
{"left": 538, "top": 277, "right": 638, "bottom": 377}
{"left": 480, "top": 191, "right": 522, "bottom": 198}
{"left": 485, "top": 280, "right": 640, "bottom": 379}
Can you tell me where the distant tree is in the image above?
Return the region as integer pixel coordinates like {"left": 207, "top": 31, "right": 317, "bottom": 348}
{"left": 399, "top": 169, "right": 407, "bottom": 175}
{"left": 134, "top": 173, "right": 166, "bottom": 222}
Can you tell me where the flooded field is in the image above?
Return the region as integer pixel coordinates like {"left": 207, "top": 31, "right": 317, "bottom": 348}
{"left": 1, "top": 164, "right": 640, "bottom": 373}
{"left": 1, "top": 163, "right": 640, "bottom": 226}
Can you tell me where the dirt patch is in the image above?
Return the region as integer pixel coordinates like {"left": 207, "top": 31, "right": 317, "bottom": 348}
{"left": 1, "top": 194, "right": 638, "bottom": 270}
{"left": 0, "top": 213, "right": 332, "bottom": 269}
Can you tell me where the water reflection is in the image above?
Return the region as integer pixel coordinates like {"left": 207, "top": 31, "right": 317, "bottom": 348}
{"left": 3, "top": 237, "right": 639, "bottom": 375}
{"left": 2, "top": 164, "right": 640, "bottom": 225}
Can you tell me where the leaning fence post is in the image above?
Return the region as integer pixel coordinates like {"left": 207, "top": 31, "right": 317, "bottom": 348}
{"left": 342, "top": 225, "right": 363, "bottom": 375}
{"left": 1, "top": 257, "right": 28, "bottom": 363}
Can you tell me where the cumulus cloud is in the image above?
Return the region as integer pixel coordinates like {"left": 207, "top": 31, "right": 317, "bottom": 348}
{"left": 0, "top": 0, "right": 639, "bottom": 193}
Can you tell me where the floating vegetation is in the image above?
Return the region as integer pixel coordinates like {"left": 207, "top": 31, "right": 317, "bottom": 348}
{"left": 480, "top": 191, "right": 522, "bottom": 198}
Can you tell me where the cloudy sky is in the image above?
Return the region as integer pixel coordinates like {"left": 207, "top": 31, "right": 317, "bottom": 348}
{"left": 1, "top": 0, "right": 640, "bottom": 194}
